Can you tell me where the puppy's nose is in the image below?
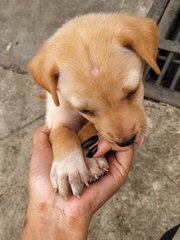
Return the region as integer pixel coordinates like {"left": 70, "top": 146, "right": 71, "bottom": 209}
{"left": 116, "top": 134, "right": 136, "bottom": 147}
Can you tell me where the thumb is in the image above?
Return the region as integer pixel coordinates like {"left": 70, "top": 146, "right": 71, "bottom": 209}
{"left": 32, "top": 125, "right": 51, "bottom": 151}
{"left": 30, "top": 125, "right": 53, "bottom": 180}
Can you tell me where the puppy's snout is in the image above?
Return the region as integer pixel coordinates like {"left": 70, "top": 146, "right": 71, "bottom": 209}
{"left": 116, "top": 134, "right": 136, "bottom": 147}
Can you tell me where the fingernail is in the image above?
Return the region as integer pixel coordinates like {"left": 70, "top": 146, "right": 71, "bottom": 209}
{"left": 81, "top": 135, "right": 99, "bottom": 148}
{"left": 86, "top": 145, "right": 98, "bottom": 158}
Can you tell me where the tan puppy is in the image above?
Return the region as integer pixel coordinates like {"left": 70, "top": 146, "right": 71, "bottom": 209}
{"left": 28, "top": 13, "right": 160, "bottom": 198}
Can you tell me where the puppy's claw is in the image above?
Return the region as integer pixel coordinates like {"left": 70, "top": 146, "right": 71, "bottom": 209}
{"left": 51, "top": 178, "right": 58, "bottom": 191}
{"left": 103, "top": 168, "right": 109, "bottom": 172}
{"left": 76, "top": 194, "right": 80, "bottom": 199}
{"left": 94, "top": 175, "right": 98, "bottom": 180}
{"left": 71, "top": 181, "right": 84, "bottom": 197}
{"left": 85, "top": 182, "right": 90, "bottom": 187}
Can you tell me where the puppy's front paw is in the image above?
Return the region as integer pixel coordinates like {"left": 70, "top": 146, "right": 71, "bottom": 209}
{"left": 85, "top": 156, "right": 109, "bottom": 182}
{"left": 50, "top": 150, "right": 89, "bottom": 198}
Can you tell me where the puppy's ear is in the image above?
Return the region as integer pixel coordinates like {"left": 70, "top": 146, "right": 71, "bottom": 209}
{"left": 28, "top": 43, "right": 60, "bottom": 106}
{"left": 119, "top": 16, "right": 160, "bottom": 74}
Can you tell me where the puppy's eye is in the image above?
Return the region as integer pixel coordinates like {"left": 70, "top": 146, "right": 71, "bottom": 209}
{"left": 79, "top": 109, "right": 94, "bottom": 116}
{"left": 127, "top": 89, "right": 137, "bottom": 99}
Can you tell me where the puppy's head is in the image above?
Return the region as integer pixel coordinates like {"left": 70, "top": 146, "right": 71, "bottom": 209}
{"left": 28, "top": 13, "right": 160, "bottom": 145}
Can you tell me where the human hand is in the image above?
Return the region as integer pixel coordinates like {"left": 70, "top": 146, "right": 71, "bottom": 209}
{"left": 23, "top": 125, "right": 134, "bottom": 240}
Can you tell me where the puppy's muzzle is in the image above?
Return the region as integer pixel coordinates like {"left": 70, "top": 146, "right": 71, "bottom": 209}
{"left": 116, "top": 134, "right": 136, "bottom": 147}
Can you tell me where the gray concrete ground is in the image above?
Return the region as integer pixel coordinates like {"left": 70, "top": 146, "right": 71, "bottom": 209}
{"left": 0, "top": 1, "right": 179, "bottom": 239}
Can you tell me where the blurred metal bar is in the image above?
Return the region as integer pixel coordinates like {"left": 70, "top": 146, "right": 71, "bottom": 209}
{"left": 156, "top": 52, "right": 174, "bottom": 85}
{"left": 159, "top": 39, "right": 180, "bottom": 53}
{"left": 143, "top": 66, "right": 151, "bottom": 80}
{"left": 170, "top": 66, "right": 180, "bottom": 90}
{"left": 147, "top": 0, "right": 170, "bottom": 23}
{"left": 158, "top": 55, "right": 180, "bottom": 65}
{"left": 158, "top": 0, "right": 180, "bottom": 39}
{"left": 144, "top": 0, "right": 180, "bottom": 107}
{"left": 144, "top": 81, "right": 180, "bottom": 108}
{"left": 156, "top": 29, "right": 180, "bottom": 85}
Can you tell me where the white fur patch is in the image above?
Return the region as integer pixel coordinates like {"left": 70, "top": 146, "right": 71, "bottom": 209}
{"left": 50, "top": 150, "right": 89, "bottom": 196}
{"left": 46, "top": 92, "right": 84, "bottom": 132}
{"left": 70, "top": 96, "right": 85, "bottom": 107}
{"left": 91, "top": 67, "right": 99, "bottom": 77}
{"left": 126, "top": 70, "right": 140, "bottom": 89}
{"left": 52, "top": 150, "right": 84, "bottom": 176}
{"left": 46, "top": 93, "right": 59, "bottom": 129}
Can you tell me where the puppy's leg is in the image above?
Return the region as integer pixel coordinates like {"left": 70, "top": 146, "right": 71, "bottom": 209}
{"left": 78, "top": 122, "right": 97, "bottom": 142}
{"left": 78, "top": 123, "right": 109, "bottom": 182}
{"left": 50, "top": 126, "right": 90, "bottom": 197}
{"left": 46, "top": 93, "right": 89, "bottom": 198}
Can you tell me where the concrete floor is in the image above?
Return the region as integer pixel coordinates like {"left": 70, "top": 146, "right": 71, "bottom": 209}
{"left": 0, "top": 1, "right": 179, "bottom": 239}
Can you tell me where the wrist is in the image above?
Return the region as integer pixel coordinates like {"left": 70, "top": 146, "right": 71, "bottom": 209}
{"left": 23, "top": 201, "right": 90, "bottom": 240}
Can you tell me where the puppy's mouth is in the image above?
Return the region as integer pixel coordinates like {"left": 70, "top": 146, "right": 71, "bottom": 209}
{"left": 100, "top": 132, "right": 144, "bottom": 147}
{"left": 116, "top": 134, "right": 137, "bottom": 147}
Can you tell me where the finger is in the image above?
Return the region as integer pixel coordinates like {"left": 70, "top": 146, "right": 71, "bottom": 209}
{"left": 92, "top": 138, "right": 112, "bottom": 158}
{"left": 111, "top": 144, "right": 133, "bottom": 152}
{"left": 30, "top": 125, "right": 53, "bottom": 180}
{"left": 103, "top": 146, "right": 134, "bottom": 189}
{"left": 101, "top": 147, "right": 134, "bottom": 187}
{"left": 92, "top": 137, "right": 133, "bottom": 158}
{"left": 115, "top": 146, "right": 134, "bottom": 170}
{"left": 105, "top": 147, "right": 134, "bottom": 184}
{"left": 81, "top": 147, "right": 134, "bottom": 212}
{"left": 32, "top": 124, "right": 51, "bottom": 150}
